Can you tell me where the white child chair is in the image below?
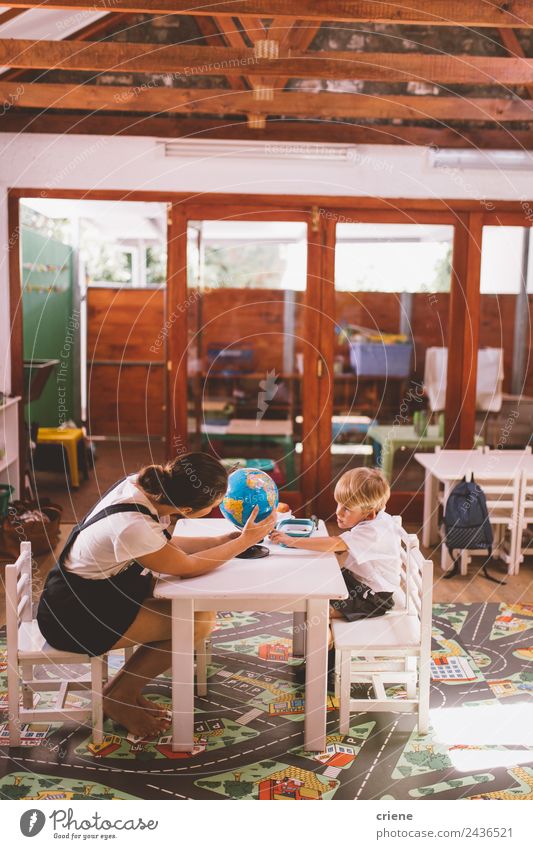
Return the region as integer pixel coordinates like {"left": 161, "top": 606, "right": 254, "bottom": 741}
{"left": 333, "top": 519, "right": 433, "bottom": 735}
{"left": 6, "top": 542, "right": 107, "bottom": 746}
{"left": 442, "top": 469, "right": 523, "bottom": 578}
{"left": 5, "top": 542, "right": 210, "bottom": 746}
{"left": 515, "top": 468, "right": 533, "bottom": 574}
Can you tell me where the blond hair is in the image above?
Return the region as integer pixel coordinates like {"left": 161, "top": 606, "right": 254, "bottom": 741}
{"left": 334, "top": 467, "right": 390, "bottom": 513}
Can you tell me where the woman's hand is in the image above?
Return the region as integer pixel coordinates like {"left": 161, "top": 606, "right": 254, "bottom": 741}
{"left": 269, "top": 530, "right": 295, "bottom": 547}
{"left": 221, "top": 530, "right": 241, "bottom": 543}
{"left": 241, "top": 506, "right": 277, "bottom": 546}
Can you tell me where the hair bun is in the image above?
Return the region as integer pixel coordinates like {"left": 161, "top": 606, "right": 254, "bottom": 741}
{"left": 138, "top": 451, "right": 228, "bottom": 510}
{"left": 138, "top": 464, "right": 166, "bottom": 496}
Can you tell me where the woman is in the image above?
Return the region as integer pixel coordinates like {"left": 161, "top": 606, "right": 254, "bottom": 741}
{"left": 37, "top": 452, "right": 275, "bottom": 737}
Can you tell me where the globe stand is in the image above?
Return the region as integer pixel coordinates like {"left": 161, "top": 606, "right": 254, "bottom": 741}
{"left": 236, "top": 542, "right": 270, "bottom": 559}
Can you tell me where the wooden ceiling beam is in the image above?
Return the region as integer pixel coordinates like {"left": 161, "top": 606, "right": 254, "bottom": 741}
{"left": 3, "top": 39, "right": 533, "bottom": 85}
{"left": 269, "top": 21, "right": 322, "bottom": 90}
{"left": 499, "top": 28, "right": 533, "bottom": 100}
{"left": 2, "top": 111, "right": 532, "bottom": 149}
{"left": 0, "top": 9, "right": 26, "bottom": 26}
{"left": 194, "top": 16, "right": 249, "bottom": 90}
{"left": 2, "top": 81, "right": 532, "bottom": 123}
{"left": 0, "top": 12, "right": 135, "bottom": 81}
{"left": 3, "top": 2, "right": 533, "bottom": 29}
{"left": 223, "top": 16, "right": 274, "bottom": 102}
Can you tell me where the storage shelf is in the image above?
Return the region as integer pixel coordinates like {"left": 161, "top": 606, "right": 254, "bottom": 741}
{"left": 0, "top": 455, "right": 18, "bottom": 474}
{"left": 0, "top": 396, "right": 21, "bottom": 412}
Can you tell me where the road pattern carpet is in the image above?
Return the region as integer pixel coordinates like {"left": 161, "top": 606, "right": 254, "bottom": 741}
{"left": 1, "top": 603, "right": 532, "bottom": 800}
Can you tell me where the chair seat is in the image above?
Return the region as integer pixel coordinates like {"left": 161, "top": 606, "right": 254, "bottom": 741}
{"left": 332, "top": 612, "right": 421, "bottom": 652}
{"left": 19, "top": 620, "right": 91, "bottom": 663}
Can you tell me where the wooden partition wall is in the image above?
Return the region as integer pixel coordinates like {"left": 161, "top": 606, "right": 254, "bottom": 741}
{"left": 8, "top": 189, "right": 533, "bottom": 511}
{"left": 86, "top": 287, "right": 166, "bottom": 436}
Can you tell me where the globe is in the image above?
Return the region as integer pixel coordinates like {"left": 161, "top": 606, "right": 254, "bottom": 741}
{"left": 220, "top": 467, "right": 279, "bottom": 529}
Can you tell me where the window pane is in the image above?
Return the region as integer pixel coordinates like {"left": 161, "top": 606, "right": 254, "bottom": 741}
{"left": 187, "top": 221, "right": 308, "bottom": 492}
{"left": 333, "top": 222, "right": 454, "bottom": 491}
{"left": 336, "top": 223, "right": 452, "bottom": 293}
{"left": 480, "top": 226, "right": 532, "bottom": 294}
{"left": 188, "top": 221, "right": 307, "bottom": 290}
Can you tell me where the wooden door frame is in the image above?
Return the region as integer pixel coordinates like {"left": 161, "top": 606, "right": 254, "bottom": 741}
{"left": 8, "top": 187, "right": 533, "bottom": 504}
{"left": 167, "top": 203, "right": 321, "bottom": 511}
{"left": 445, "top": 208, "right": 533, "bottom": 448}
{"left": 314, "top": 206, "right": 460, "bottom": 516}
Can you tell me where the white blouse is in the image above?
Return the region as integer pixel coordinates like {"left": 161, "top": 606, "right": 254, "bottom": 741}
{"left": 64, "top": 475, "right": 170, "bottom": 579}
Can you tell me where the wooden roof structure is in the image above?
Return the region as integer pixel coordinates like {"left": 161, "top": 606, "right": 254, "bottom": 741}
{"left": 0, "top": 1, "right": 533, "bottom": 148}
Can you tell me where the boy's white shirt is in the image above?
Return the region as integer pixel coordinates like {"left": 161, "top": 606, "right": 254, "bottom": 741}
{"left": 339, "top": 509, "right": 401, "bottom": 594}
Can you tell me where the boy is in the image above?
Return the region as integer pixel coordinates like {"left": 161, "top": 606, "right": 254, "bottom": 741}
{"left": 269, "top": 467, "right": 401, "bottom": 622}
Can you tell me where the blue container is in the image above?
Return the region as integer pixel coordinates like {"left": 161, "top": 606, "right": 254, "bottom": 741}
{"left": 246, "top": 458, "right": 275, "bottom": 472}
{"left": 349, "top": 342, "right": 412, "bottom": 378}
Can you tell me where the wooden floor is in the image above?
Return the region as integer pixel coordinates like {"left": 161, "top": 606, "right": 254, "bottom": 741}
{"left": 1, "top": 521, "right": 532, "bottom": 630}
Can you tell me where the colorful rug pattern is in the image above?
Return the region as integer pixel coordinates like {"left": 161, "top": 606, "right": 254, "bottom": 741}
{"left": 1, "top": 603, "right": 532, "bottom": 800}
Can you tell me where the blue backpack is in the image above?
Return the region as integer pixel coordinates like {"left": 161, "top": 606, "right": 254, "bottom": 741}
{"left": 443, "top": 476, "right": 504, "bottom": 584}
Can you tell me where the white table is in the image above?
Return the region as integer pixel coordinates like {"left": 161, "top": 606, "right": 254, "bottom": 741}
{"left": 153, "top": 518, "right": 348, "bottom": 753}
{"left": 415, "top": 450, "right": 533, "bottom": 571}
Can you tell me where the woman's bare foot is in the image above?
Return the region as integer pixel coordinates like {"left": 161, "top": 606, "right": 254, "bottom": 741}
{"left": 136, "top": 694, "right": 169, "bottom": 716}
{"left": 102, "top": 691, "right": 170, "bottom": 738}
{"left": 103, "top": 680, "right": 169, "bottom": 721}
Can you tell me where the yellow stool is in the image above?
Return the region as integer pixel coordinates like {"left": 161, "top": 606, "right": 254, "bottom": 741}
{"left": 36, "top": 427, "right": 85, "bottom": 488}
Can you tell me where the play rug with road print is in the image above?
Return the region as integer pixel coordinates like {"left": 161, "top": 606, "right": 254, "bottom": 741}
{"left": 1, "top": 603, "right": 532, "bottom": 800}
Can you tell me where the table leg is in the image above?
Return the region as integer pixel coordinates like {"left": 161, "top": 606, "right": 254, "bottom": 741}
{"left": 304, "top": 598, "right": 329, "bottom": 752}
{"left": 292, "top": 611, "right": 306, "bottom": 658}
{"left": 380, "top": 439, "right": 394, "bottom": 481}
{"left": 440, "top": 482, "right": 453, "bottom": 573}
{"left": 171, "top": 599, "right": 195, "bottom": 752}
{"left": 422, "top": 469, "right": 439, "bottom": 548}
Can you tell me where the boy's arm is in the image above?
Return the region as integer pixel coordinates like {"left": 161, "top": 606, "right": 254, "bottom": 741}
{"left": 269, "top": 530, "right": 348, "bottom": 553}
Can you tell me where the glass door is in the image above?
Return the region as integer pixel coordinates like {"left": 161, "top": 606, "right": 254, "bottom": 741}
{"left": 320, "top": 218, "right": 455, "bottom": 515}
{"left": 478, "top": 223, "right": 533, "bottom": 447}
{"left": 183, "top": 216, "right": 312, "bottom": 504}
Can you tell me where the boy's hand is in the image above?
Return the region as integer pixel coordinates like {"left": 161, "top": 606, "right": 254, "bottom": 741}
{"left": 269, "top": 530, "right": 295, "bottom": 547}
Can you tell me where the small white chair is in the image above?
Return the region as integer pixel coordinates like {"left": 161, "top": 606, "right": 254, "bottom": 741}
{"left": 446, "top": 471, "right": 522, "bottom": 578}
{"left": 333, "top": 520, "right": 433, "bottom": 735}
{"left": 515, "top": 469, "right": 533, "bottom": 574}
{"left": 433, "top": 446, "right": 484, "bottom": 571}
{"left": 6, "top": 542, "right": 107, "bottom": 746}
{"left": 6, "top": 543, "right": 210, "bottom": 746}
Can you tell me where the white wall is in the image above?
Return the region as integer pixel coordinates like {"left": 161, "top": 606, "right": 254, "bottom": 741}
{"left": 2, "top": 133, "right": 533, "bottom": 201}
{"left": 2, "top": 132, "right": 533, "bottom": 393}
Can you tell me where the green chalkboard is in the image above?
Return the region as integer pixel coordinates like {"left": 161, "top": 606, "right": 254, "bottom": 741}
{"left": 22, "top": 227, "right": 77, "bottom": 427}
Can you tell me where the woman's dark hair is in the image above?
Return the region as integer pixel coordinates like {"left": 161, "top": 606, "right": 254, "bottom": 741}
{"left": 138, "top": 452, "right": 228, "bottom": 510}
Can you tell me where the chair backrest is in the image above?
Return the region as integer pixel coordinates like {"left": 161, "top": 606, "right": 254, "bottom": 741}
{"left": 470, "top": 474, "right": 521, "bottom": 519}
{"left": 434, "top": 446, "right": 484, "bottom": 458}
{"left": 394, "top": 517, "right": 434, "bottom": 635}
{"left": 5, "top": 541, "right": 33, "bottom": 660}
{"left": 519, "top": 470, "right": 533, "bottom": 525}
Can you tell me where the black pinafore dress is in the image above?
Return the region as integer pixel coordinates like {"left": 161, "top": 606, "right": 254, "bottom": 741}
{"left": 37, "top": 495, "right": 171, "bottom": 657}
